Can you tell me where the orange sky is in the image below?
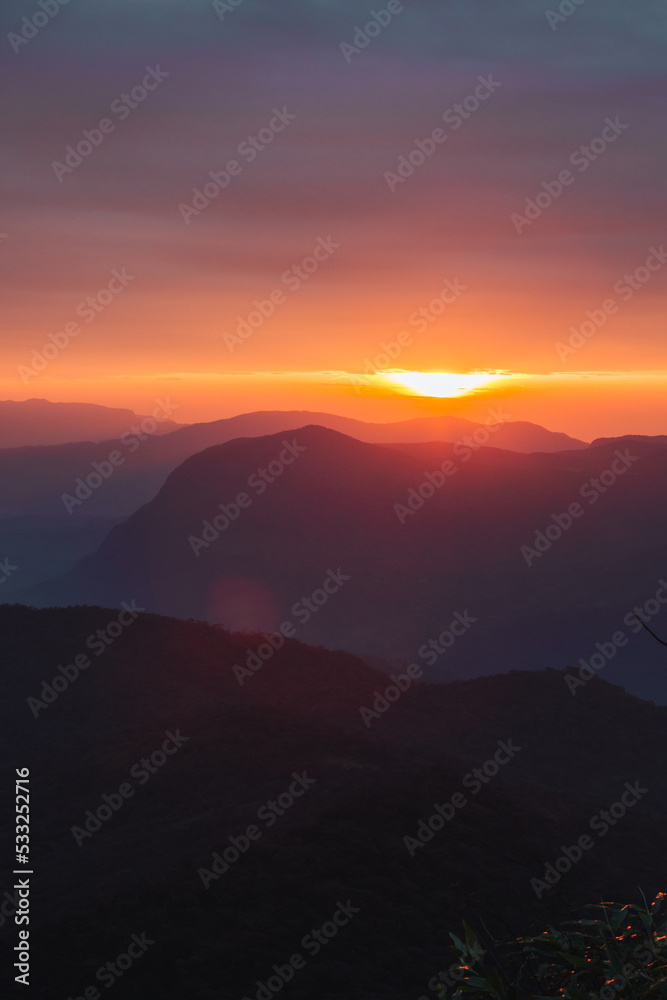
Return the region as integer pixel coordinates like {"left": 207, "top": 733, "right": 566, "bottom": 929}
{"left": 3, "top": 370, "right": 667, "bottom": 442}
{"left": 2, "top": 0, "right": 665, "bottom": 442}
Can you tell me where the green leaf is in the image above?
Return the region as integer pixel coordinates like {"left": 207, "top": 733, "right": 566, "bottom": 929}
{"left": 450, "top": 932, "right": 467, "bottom": 954}
{"left": 464, "top": 974, "right": 495, "bottom": 990}
{"left": 483, "top": 968, "right": 506, "bottom": 996}
{"left": 556, "top": 950, "right": 590, "bottom": 969}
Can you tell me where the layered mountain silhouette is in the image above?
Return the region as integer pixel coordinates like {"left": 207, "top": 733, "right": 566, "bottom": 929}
{"left": 0, "top": 409, "right": 587, "bottom": 595}
{"left": 3, "top": 604, "right": 665, "bottom": 999}
{"left": 591, "top": 433, "right": 667, "bottom": 448}
{"left": 0, "top": 409, "right": 585, "bottom": 520}
{"left": 22, "top": 425, "right": 667, "bottom": 702}
{"left": 0, "top": 398, "right": 181, "bottom": 448}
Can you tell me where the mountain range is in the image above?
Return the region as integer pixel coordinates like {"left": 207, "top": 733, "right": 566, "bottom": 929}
{"left": 0, "top": 406, "right": 587, "bottom": 596}
{"left": 0, "top": 407, "right": 585, "bottom": 521}
{"left": 18, "top": 424, "right": 667, "bottom": 703}
{"left": 0, "top": 398, "right": 181, "bottom": 447}
{"left": 3, "top": 603, "right": 665, "bottom": 999}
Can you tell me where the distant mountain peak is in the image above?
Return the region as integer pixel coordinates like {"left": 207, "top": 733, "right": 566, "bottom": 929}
{"left": 590, "top": 433, "right": 667, "bottom": 448}
{"left": 0, "top": 398, "right": 182, "bottom": 448}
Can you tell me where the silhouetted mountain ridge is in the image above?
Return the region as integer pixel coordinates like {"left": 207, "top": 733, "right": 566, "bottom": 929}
{"left": 2, "top": 604, "right": 665, "bottom": 999}
{"left": 21, "top": 425, "right": 667, "bottom": 703}
{"left": 0, "top": 398, "right": 181, "bottom": 447}
{"left": 0, "top": 409, "right": 589, "bottom": 593}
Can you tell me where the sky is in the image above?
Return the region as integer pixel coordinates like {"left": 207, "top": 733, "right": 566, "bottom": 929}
{"left": 1, "top": 0, "right": 666, "bottom": 440}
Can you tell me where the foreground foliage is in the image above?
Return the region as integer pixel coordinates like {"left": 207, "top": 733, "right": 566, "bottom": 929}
{"left": 441, "top": 892, "right": 667, "bottom": 999}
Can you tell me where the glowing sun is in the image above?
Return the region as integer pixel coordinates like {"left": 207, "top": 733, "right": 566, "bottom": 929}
{"left": 375, "top": 370, "right": 507, "bottom": 398}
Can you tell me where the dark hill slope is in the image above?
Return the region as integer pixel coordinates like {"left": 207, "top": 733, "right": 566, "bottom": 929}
{"left": 1, "top": 605, "right": 665, "bottom": 999}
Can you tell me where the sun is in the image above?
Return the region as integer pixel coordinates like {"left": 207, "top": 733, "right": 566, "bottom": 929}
{"left": 374, "top": 370, "right": 507, "bottom": 398}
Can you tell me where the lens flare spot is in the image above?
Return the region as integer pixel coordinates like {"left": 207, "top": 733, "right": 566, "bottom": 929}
{"left": 208, "top": 577, "right": 278, "bottom": 632}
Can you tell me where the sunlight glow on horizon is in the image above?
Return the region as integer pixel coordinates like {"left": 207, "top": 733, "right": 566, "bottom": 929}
{"left": 2, "top": 369, "right": 667, "bottom": 439}
{"left": 373, "top": 370, "right": 512, "bottom": 398}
